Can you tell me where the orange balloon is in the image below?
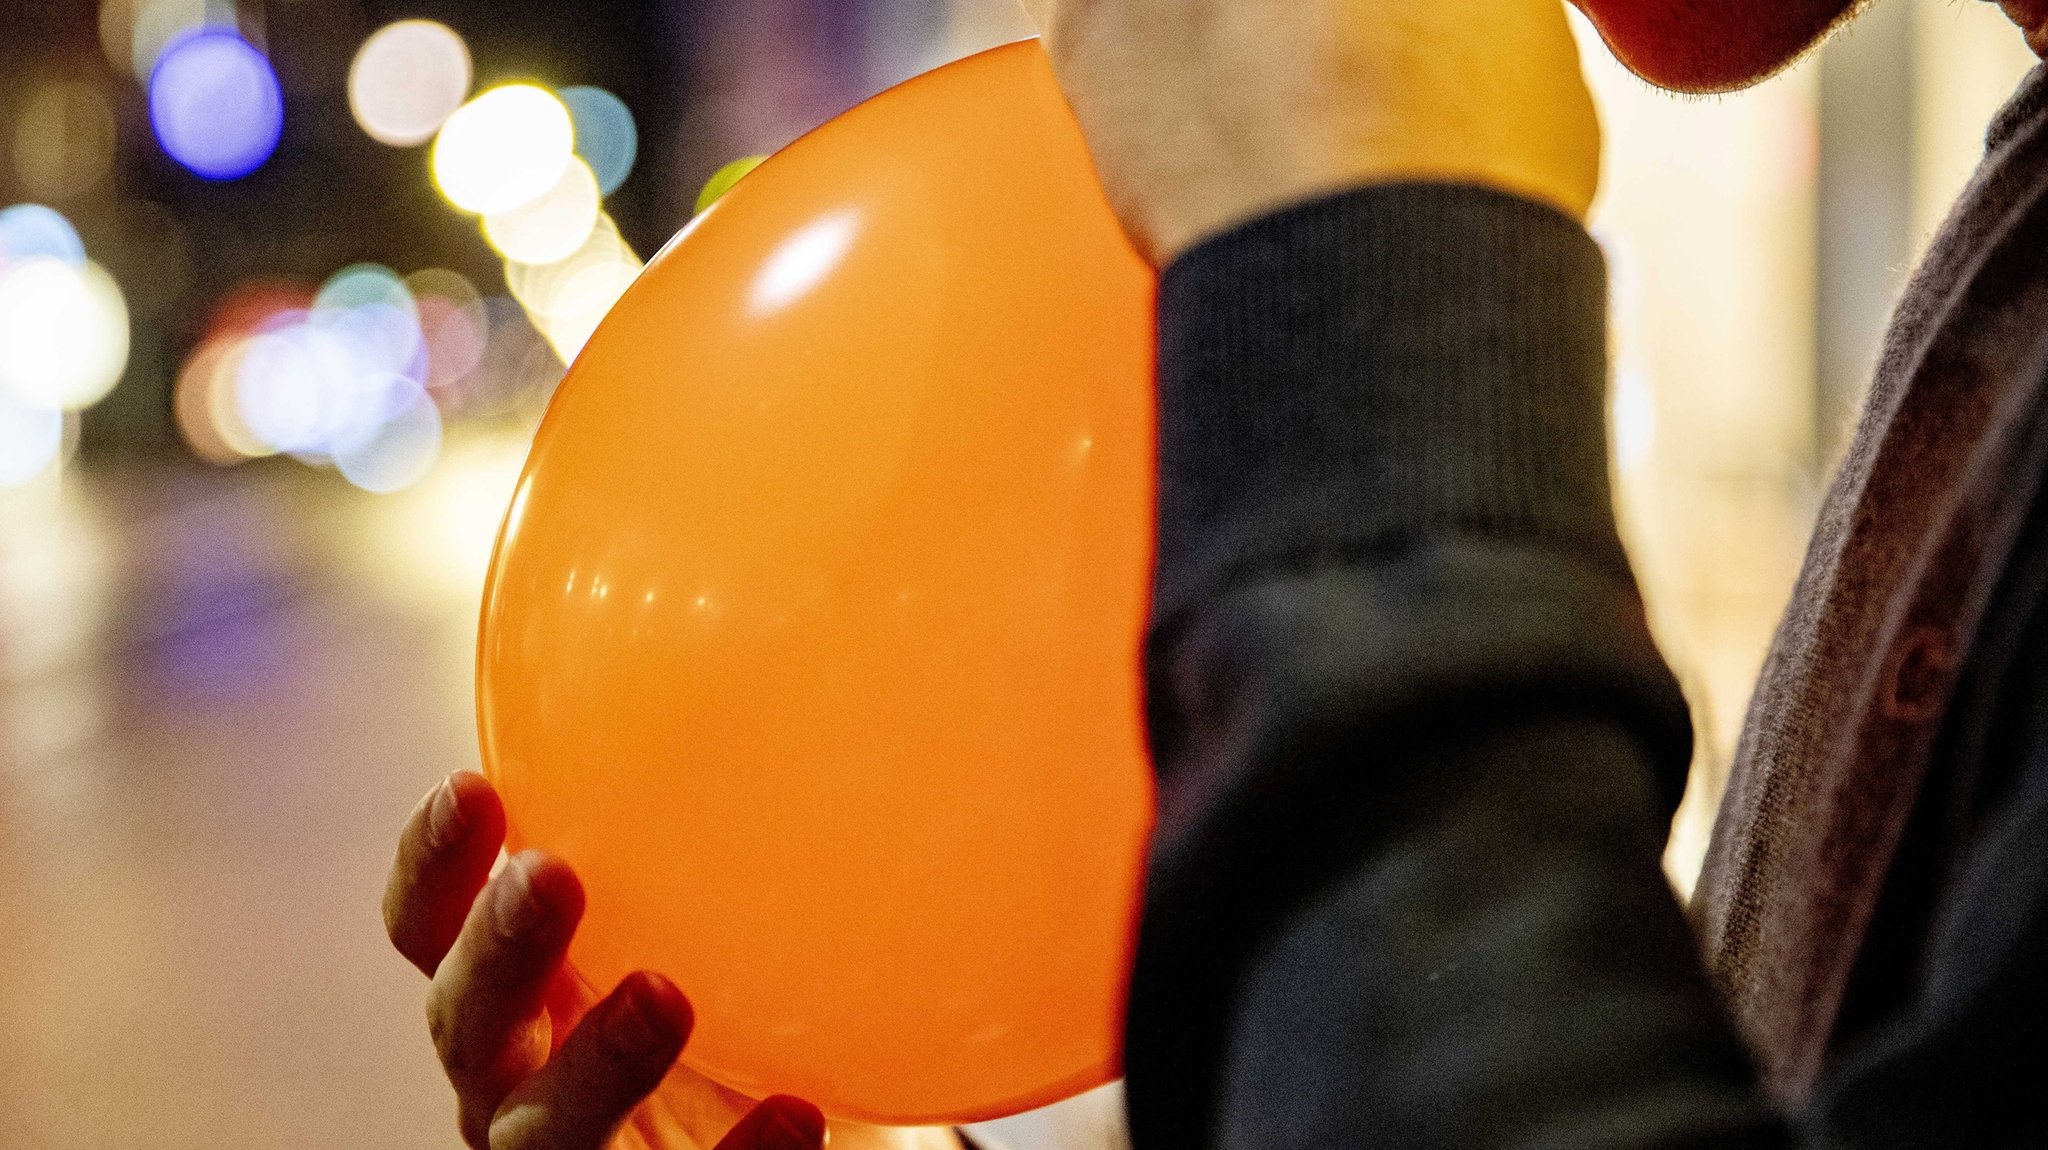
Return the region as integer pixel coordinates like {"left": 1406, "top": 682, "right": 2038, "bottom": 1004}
{"left": 477, "top": 40, "right": 1157, "bottom": 1125}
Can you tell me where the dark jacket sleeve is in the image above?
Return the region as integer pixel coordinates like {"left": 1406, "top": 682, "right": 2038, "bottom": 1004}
{"left": 1122, "top": 185, "right": 1788, "bottom": 1149}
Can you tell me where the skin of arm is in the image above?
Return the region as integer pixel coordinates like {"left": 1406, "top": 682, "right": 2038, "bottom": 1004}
{"left": 1022, "top": 0, "right": 1602, "bottom": 263}
{"left": 1021, "top": 0, "right": 1884, "bottom": 265}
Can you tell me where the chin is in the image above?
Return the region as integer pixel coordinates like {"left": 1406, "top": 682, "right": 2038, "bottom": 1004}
{"left": 1572, "top": 0, "right": 1866, "bottom": 92}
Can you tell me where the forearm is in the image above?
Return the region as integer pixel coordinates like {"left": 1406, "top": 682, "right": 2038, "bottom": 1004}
{"left": 1126, "top": 184, "right": 1776, "bottom": 1147}
{"left": 1212, "top": 714, "right": 1783, "bottom": 1148}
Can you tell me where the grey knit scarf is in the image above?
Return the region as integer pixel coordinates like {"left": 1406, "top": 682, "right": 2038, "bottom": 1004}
{"left": 1693, "top": 67, "right": 2048, "bottom": 1103}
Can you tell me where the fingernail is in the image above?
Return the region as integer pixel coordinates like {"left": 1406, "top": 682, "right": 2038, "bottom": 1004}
{"left": 425, "top": 778, "right": 465, "bottom": 849}
{"left": 491, "top": 855, "right": 544, "bottom": 939}
{"left": 606, "top": 977, "right": 678, "bottom": 1057}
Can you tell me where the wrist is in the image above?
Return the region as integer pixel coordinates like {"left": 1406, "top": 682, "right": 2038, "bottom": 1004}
{"left": 1034, "top": 0, "right": 1601, "bottom": 263}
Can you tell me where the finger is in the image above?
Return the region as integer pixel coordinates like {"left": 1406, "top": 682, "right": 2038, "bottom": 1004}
{"left": 543, "top": 966, "right": 601, "bottom": 1056}
{"left": 487, "top": 972, "right": 693, "bottom": 1150}
{"left": 427, "top": 850, "right": 586, "bottom": 1148}
{"left": 384, "top": 771, "right": 506, "bottom": 976}
{"left": 713, "top": 1095, "right": 828, "bottom": 1150}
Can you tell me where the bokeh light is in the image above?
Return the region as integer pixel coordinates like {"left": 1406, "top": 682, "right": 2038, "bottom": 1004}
{"left": 432, "top": 85, "right": 575, "bottom": 214}
{"left": 315, "top": 262, "right": 414, "bottom": 316}
{"left": 0, "top": 387, "right": 64, "bottom": 489}
{"left": 407, "top": 269, "right": 489, "bottom": 391}
{"left": 323, "top": 296, "right": 429, "bottom": 388}
{"left": 170, "top": 268, "right": 554, "bottom": 485}
{"left": 174, "top": 284, "right": 311, "bottom": 463}
{"left": 504, "top": 212, "right": 643, "bottom": 362}
{"left": 12, "top": 80, "right": 118, "bottom": 201}
{"left": 334, "top": 381, "right": 443, "bottom": 493}
{"left": 0, "top": 204, "right": 87, "bottom": 267}
{"left": 232, "top": 318, "right": 365, "bottom": 457}
{"left": 484, "top": 158, "right": 601, "bottom": 265}
{"left": 418, "top": 297, "right": 488, "bottom": 392}
{"left": 98, "top": 0, "right": 144, "bottom": 74}
{"left": 435, "top": 296, "right": 563, "bottom": 419}
{"left": 200, "top": 280, "right": 315, "bottom": 344}
{"left": 0, "top": 259, "right": 131, "bottom": 412}
{"left": 236, "top": 265, "right": 427, "bottom": 457}
{"left": 696, "top": 155, "right": 767, "bottom": 214}
{"left": 112, "top": 0, "right": 209, "bottom": 80}
{"left": 541, "top": 255, "right": 642, "bottom": 362}
{"left": 504, "top": 212, "right": 625, "bottom": 309}
{"left": 561, "top": 86, "right": 638, "bottom": 196}
{"left": 405, "top": 268, "right": 481, "bottom": 312}
{"left": 149, "top": 30, "right": 285, "bottom": 180}
{"left": 349, "top": 20, "right": 473, "bottom": 148}
{"left": 173, "top": 263, "right": 457, "bottom": 490}
{"left": 173, "top": 336, "right": 259, "bottom": 464}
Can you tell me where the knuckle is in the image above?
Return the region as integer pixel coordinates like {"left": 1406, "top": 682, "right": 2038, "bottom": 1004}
{"left": 485, "top": 1105, "right": 545, "bottom": 1150}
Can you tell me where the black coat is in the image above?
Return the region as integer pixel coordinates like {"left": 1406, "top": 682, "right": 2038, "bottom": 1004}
{"left": 1122, "top": 70, "right": 2048, "bottom": 1150}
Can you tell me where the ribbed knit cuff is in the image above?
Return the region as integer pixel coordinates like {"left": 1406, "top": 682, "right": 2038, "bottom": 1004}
{"left": 1153, "top": 183, "right": 1620, "bottom": 626}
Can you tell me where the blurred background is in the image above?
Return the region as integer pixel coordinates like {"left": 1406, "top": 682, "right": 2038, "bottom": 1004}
{"left": 0, "top": 0, "right": 2035, "bottom": 1146}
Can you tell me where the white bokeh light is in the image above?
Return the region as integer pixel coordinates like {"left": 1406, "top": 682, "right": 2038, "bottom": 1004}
{"left": 349, "top": 20, "right": 473, "bottom": 147}
{"left": 0, "top": 387, "right": 64, "bottom": 487}
{"left": 484, "top": 158, "right": 601, "bottom": 265}
{"left": 0, "top": 259, "right": 130, "bottom": 412}
{"left": 335, "top": 379, "right": 442, "bottom": 493}
{"left": 504, "top": 213, "right": 642, "bottom": 362}
{"left": 233, "top": 323, "right": 349, "bottom": 454}
{"left": 431, "top": 85, "right": 575, "bottom": 215}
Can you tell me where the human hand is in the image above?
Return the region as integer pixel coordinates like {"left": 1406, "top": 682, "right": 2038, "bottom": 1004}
{"left": 382, "top": 771, "right": 828, "bottom": 1150}
{"left": 1018, "top": 0, "right": 1602, "bottom": 262}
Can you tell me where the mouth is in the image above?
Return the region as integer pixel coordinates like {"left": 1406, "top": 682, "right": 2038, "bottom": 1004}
{"left": 1568, "top": 0, "right": 1872, "bottom": 93}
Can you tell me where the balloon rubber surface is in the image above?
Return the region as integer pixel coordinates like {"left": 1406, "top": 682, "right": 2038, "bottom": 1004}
{"left": 477, "top": 41, "right": 1156, "bottom": 1124}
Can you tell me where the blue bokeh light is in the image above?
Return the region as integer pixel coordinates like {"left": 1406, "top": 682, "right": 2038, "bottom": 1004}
{"left": 561, "top": 86, "right": 638, "bottom": 196}
{"left": 150, "top": 31, "right": 285, "bottom": 181}
{"left": 0, "top": 204, "right": 86, "bottom": 266}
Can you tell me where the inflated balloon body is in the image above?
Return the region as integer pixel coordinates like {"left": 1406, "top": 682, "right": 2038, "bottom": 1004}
{"left": 477, "top": 40, "right": 1156, "bottom": 1125}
